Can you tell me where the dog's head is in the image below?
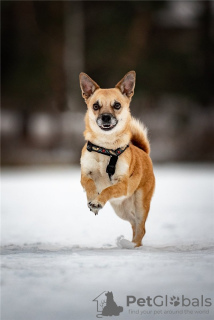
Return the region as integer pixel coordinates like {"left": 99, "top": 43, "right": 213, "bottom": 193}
{"left": 79, "top": 71, "right": 136, "bottom": 135}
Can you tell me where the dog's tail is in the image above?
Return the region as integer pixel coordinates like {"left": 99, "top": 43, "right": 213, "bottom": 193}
{"left": 130, "top": 117, "right": 150, "bottom": 154}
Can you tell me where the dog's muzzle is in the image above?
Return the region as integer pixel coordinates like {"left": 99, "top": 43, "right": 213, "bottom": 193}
{"left": 96, "top": 113, "right": 118, "bottom": 131}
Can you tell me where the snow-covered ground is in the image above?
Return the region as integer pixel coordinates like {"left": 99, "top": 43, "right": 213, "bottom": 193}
{"left": 1, "top": 165, "right": 214, "bottom": 320}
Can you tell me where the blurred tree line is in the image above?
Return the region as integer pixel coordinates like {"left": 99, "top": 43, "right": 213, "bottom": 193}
{"left": 1, "top": 1, "right": 214, "bottom": 164}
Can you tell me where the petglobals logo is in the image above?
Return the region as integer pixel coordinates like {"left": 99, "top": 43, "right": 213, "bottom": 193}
{"left": 92, "top": 292, "right": 212, "bottom": 318}
{"left": 127, "top": 295, "right": 212, "bottom": 308}
{"left": 93, "top": 291, "right": 123, "bottom": 318}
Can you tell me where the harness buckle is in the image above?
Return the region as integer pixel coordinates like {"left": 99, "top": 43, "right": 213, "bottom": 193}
{"left": 106, "top": 164, "right": 116, "bottom": 176}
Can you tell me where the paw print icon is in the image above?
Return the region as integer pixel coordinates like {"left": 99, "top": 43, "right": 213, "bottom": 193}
{"left": 170, "top": 296, "right": 180, "bottom": 307}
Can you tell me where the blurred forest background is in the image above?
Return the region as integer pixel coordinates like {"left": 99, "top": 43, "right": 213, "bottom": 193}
{"left": 1, "top": 0, "right": 214, "bottom": 166}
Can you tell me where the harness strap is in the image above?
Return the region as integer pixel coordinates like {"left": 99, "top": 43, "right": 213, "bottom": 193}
{"left": 87, "top": 141, "right": 129, "bottom": 180}
{"left": 106, "top": 155, "right": 118, "bottom": 179}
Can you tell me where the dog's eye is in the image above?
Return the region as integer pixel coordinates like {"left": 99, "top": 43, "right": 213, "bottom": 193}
{"left": 113, "top": 102, "right": 121, "bottom": 110}
{"left": 93, "top": 103, "right": 100, "bottom": 111}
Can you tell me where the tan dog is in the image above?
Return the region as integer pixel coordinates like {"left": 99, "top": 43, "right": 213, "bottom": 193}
{"left": 79, "top": 71, "right": 155, "bottom": 247}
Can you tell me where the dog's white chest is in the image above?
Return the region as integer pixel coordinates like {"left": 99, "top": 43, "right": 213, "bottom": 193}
{"left": 81, "top": 151, "right": 128, "bottom": 193}
{"left": 81, "top": 151, "right": 111, "bottom": 191}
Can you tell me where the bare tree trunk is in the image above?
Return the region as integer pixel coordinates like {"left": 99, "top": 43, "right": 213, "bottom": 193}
{"left": 64, "top": 1, "right": 85, "bottom": 112}
{"left": 15, "top": 1, "right": 38, "bottom": 141}
{"left": 200, "top": 0, "right": 213, "bottom": 107}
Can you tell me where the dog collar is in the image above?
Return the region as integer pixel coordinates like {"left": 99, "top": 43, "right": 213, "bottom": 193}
{"left": 87, "top": 141, "right": 129, "bottom": 179}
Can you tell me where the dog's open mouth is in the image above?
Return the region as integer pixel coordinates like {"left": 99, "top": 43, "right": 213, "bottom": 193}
{"left": 99, "top": 123, "right": 117, "bottom": 131}
{"left": 97, "top": 115, "right": 118, "bottom": 131}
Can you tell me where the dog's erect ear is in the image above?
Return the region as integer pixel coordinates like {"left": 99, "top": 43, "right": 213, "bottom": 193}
{"left": 79, "top": 72, "right": 100, "bottom": 101}
{"left": 115, "top": 71, "right": 136, "bottom": 98}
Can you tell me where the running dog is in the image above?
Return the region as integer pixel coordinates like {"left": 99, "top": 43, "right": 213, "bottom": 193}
{"left": 79, "top": 71, "right": 155, "bottom": 247}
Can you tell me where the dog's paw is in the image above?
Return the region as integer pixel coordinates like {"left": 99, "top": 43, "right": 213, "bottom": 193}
{"left": 88, "top": 200, "right": 103, "bottom": 215}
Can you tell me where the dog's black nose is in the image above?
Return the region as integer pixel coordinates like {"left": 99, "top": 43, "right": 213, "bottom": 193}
{"left": 101, "top": 114, "right": 111, "bottom": 123}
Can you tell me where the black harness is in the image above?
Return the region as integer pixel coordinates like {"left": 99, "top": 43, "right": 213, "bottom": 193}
{"left": 87, "top": 141, "right": 129, "bottom": 180}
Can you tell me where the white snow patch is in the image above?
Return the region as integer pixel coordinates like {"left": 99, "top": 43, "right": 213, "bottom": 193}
{"left": 116, "top": 235, "right": 135, "bottom": 249}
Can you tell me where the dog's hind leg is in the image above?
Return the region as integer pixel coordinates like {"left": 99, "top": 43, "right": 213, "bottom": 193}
{"left": 132, "top": 187, "right": 154, "bottom": 247}
{"left": 110, "top": 196, "right": 136, "bottom": 240}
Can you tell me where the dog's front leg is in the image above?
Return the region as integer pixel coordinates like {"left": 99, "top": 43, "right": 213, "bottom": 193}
{"left": 81, "top": 174, "right": 100, "bottom": 215}
{"left": 90, "top": 177, "right": 128, "bottom": 209}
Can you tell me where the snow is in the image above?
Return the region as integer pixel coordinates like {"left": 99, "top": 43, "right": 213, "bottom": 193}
{"left": 1, "top": 164, "right": 214, "bottom": 320}
{"left": 116, "top": 235, "right": 135, "bottom": 249}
